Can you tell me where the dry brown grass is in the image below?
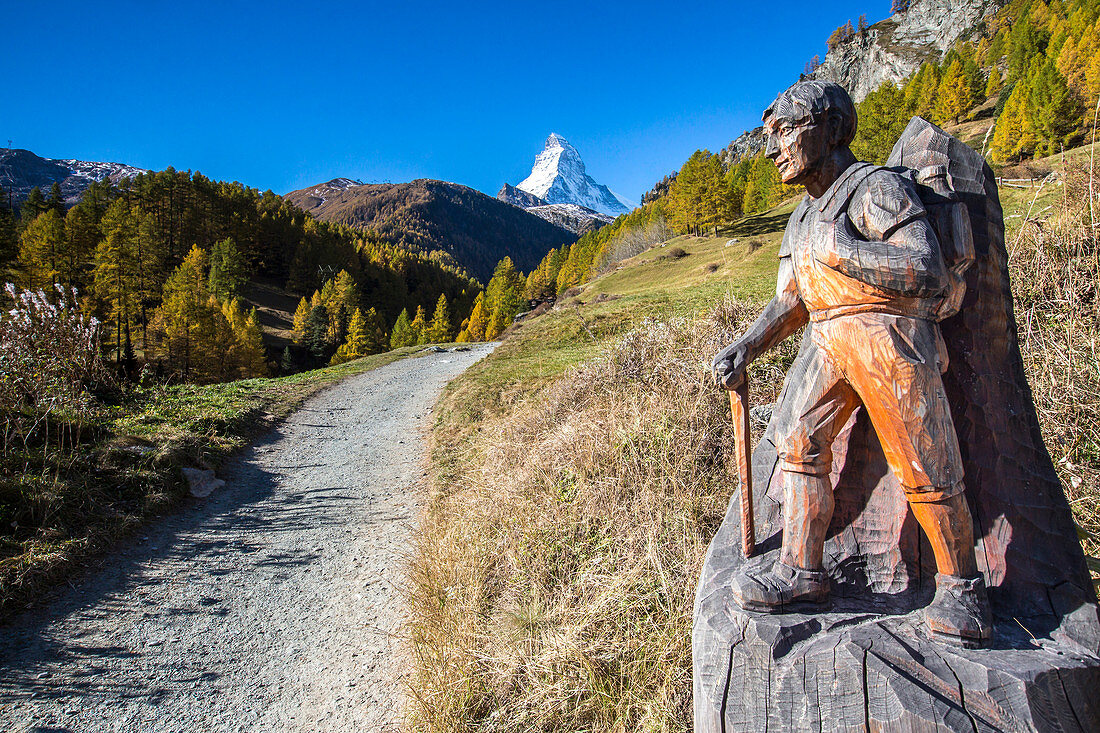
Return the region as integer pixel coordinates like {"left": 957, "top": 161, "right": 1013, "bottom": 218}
{"left": 406, "top": 298, "right": 801, "bottom": 731}
{"left": 405, "top": 161, "right": 1100, "bottom": 730}
{"left": 1009, "top": 163, "right": 1100, "bottom": 556}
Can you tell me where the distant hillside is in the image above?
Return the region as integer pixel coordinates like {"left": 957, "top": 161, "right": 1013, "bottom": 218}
{"left": 284, "top": 178, "right": 578, "bottom": 281}
{"left": 0, "top": 148, "right": 146, "bottom": 209}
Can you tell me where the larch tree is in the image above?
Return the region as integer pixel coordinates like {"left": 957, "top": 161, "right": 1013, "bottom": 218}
{"left": 63, "top": 203, "right": 99, "bottom": 289}
{"left": 361, "top": 307, "right": 387, "bottom": 353}
{"left": 409, "top": 305, "right": 429, "bottom": 346}
{"left": 223, "top": 300, "right": 268, "bottom": 377}
{"left": 332, "top": 308, "right": 370, "bottom": 365}
{"left": 292, "top": 297, "right": 311, "bottom": 345}
{"left": 425, "top": 293, "right": 452, "bottom": 343}
{"left": 18, "top": 209, "right": 65, "bottom": 287}
{"left": 991, "top": 80, "right": 1036, "bottom": 161}
{"left": 852, "top": 82, "right": 914, "bottom": 164}
{"left": 459, "top": 291, "right": 488, "bottom": 342}
{"left": 155, "top": 245, "right": 213, "bottom": 377}
{"left": 94, "top": 202, "right": 162, "bottom": 364}
{"left": 935, "top": 59, "right": 977, "bottom": 123}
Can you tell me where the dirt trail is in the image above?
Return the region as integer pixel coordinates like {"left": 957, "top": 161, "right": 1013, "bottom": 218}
{"left": 0, "top": 343, "right": 495, "bottom": 733}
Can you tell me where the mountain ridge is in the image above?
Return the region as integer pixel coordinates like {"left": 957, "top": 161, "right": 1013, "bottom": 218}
{"left": 0, "top": 148, "right": 147, "bottom": 209}
{"left": 283, "top": 178, "right": 578, "bottom": 282}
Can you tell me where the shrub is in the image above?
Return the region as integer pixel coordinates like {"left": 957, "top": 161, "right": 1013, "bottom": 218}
{"left": 0, "top": 283, "right": 107, "bottom": 453}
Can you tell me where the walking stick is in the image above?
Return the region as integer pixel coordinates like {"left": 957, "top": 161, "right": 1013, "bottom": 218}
{"left": 729, "top": 378, "right": 755, "bottom": 557}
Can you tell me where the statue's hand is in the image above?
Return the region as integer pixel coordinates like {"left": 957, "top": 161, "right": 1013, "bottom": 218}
{"left": 712, "top": 341, "right": 750, "bottom": 390}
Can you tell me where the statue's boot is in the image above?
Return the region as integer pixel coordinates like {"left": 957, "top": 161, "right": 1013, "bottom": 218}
{"left": 731, "top": 559, "right": 830, "bottom": 611}
{"left": 909, "top": 492, "right": 992, "bottom": 647}
{"left": 732, "top": 471, "right": 833, "bottom": 612}
{"left": 925, "top": 573, "right": 993, "bottom": 648}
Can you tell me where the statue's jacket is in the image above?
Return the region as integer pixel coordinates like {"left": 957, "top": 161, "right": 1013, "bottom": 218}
{"left": 782, "top": 161, "right": 949, "bottom": 323}
{"left": 774, "top": 161, "right": 964, "bottom": 495}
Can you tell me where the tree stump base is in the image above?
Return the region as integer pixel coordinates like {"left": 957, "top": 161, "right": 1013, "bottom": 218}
{"left": 694, "top": 541, "right": 1100, "bottom": 732}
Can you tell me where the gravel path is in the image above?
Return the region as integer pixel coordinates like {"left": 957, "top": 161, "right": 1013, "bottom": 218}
{"left": 0, "top": 343, "right": 495, "bottom": 733}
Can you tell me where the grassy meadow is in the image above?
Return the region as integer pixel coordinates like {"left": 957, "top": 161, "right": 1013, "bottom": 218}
{"left": 407, "top": 152, "right": 1100, "bottom": 731}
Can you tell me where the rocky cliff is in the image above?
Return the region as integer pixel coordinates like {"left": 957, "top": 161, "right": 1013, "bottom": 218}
{"left": 810, "top": 0, "right": 1002, "bottom": 102}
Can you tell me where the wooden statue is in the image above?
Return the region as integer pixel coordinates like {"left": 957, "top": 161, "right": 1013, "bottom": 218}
{"left": 695, "top": 81, "right": 1100, "bottom": 731}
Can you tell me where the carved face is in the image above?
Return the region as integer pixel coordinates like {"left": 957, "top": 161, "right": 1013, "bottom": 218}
{"left": 763, "top": 114, "right": 833, "bottom": 186}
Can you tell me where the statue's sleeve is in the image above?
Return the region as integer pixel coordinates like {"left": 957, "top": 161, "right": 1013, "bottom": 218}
{"left": 819, "top": 171, "right": 948, "bottom": 297}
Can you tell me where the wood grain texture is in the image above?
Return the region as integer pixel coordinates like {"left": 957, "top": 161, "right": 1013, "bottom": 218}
{"left": 730, "top": 381, "right": 755, "bottom": 558}
{"left": 694, "top": 117, "right": 1100, "bottom": 731}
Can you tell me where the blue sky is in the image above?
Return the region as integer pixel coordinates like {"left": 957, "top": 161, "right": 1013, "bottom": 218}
{"left": 5, "top": 1, "right": 884, "bottom": 204}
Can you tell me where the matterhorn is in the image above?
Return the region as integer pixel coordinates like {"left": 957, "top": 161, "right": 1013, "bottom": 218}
{"left": 499, "top": 134, "right": 633, "bottom": 226}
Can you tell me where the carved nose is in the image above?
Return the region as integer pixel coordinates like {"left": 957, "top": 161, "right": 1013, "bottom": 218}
{"left": 765, "top": 136, "right": 779, "bottom": 159}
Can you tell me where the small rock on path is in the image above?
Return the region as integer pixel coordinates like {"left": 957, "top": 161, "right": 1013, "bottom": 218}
{"left": 0, "top": 343, "right": 495, "bottom": 733}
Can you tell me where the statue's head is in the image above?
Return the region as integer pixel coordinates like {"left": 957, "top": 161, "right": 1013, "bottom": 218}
{"left": 762, "top": 81, "right": 857, "bottom": 186}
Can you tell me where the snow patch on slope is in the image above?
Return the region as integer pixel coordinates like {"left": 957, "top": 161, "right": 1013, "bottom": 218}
{"left": 60, "top": 159, "right": 147, "bottom": 183}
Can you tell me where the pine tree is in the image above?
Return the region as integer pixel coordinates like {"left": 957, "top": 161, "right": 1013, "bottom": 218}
{"left": 1029, "top": 58, "right": 1084, "bottom": 153}
{"left": 292, "top": 297, "right": 312, "bottom": 345}
{"left": 306, "top": 302, "right": 331, "bottom": 361}
{"left": 19, "top": 187, "right": 46, "bottom": 226}
{"left": 425, "top": 293, "right": 452, "bottom": 343}
{"left": 390, "top": 308, "right": 415, "bottom": 348}
{"left": 63, "top": 203, "right": 99, "bottom": 289}
{"left": 280, "top": 346, "right": 295, "bottom": 375}
{"left": 47, "top": 182, "right": 65, "bottom": 218}
{"left": 0, "top": 188, "right": 17, "bottom": 265}
{"left": 209, "top": 237, "right": 249, "bottom": 300}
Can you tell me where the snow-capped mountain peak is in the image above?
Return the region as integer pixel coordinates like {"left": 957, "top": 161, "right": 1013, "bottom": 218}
{"left": 515, "top": 134, "right": 632, "bottom": 217}
{"left": 0, "top": 148, "right": 148, "bottom": 209}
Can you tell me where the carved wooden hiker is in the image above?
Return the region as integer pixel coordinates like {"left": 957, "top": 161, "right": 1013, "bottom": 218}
{"left": 694, "top": 81, "right": 1100, "bottom": 731}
